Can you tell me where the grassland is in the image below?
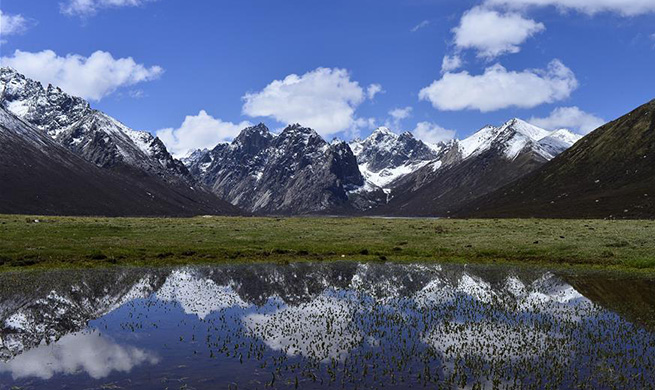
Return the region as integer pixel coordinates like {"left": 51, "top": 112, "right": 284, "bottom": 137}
{"left": 0, "top": 214, "right": 654, "bottom": 272}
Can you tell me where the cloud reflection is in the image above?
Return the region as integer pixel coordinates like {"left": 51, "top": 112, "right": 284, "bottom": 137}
{"left": 0, "top": 331, "right": 158, "bottom": 380}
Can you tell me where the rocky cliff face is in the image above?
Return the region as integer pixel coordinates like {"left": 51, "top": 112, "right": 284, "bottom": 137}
{"left": 186, "top": 124, "right": 363, "bottom": 214}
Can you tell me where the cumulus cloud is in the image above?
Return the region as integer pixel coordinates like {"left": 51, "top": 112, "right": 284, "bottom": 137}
{"left": 60, "top": 0, "right": 158, "bottom": 17}
{"left": 0, "top": 49, "right": 163, "bottom": 101}
{"left": 453, "top": 6, "right": 545, "bottom": 58}
{"left": 0, "top": 10, "right": 31, "bottom": 38}
{"left": 385, "top": 107, "right": 413, "bottom": 130}
{"left": 411, "top": 20, "right": 431, "bottom": 32}
{"left": 366, "top": 83, "right": 384, "bottom": 100}
{"left": 389, "top": 107, "right": 413, "bottom": 121}
{"left": 441, "top": 55, "right": 463, "bottom": 73}
{"left": 157, "top": 110, "right": 251, "bottom": 157}
{"left": 529, "top": 106, "right": 605, "bottom": 134}
{"left": 242, "top": 67, "right": 368, "bottom": 137}
{"left": 484, "top": 0, "right": 655, "bottom": 16}
{"left": 413, "top": 122, "right": 456, "bottom": 144}
{"left": 419, "top": 60, "right": 578, "bottom": 112}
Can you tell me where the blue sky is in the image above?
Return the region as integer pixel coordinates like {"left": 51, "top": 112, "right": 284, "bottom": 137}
{"left": 1, "top": 0, "right": 654, "bottom": 156}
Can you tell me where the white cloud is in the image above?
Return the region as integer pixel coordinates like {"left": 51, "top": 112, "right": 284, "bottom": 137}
{"left": 242, "top": 67, "right": 367, "bottom": 137}
{"left": 529, "top": 106, "right": 605, "bottom": 134}
{"left": 0, "top": 49, "right": 163, "bottom": 101}
{"left": 411, "top": 20, "right": 431, "bottom": 32}
{"left": 389, "top": 106, "right": 413, "bottom": 120}
{"left": 485, "top": 0, "right": 655, "bottom": 16}
{"left": 0, "top": 10, "right": 30, "bottom": 38}
{"left": 453, "top": 6, "right": 545, "bottom": 58}
{"left": 386, "top": 107, "right": 413, "bottom": 130}
{"left": 366, "top": 83, "right": 384, "bottom": 100}
{"left": 419, "top": 60, "right": 578, "bottom": 112}
{"left": 0, "top": 331, "right": 158, "bottom": 380}
{"left": 413, "top": 122, "right": 456, "bottom": 144}
{"left": 157, "top": 110, "right": 251, "bottom": 157}
{"left": 441, "top": 55, "right": 463, "bottom": 73}
{"left": 60, "top": 0, "right": 158, "bottom": 17}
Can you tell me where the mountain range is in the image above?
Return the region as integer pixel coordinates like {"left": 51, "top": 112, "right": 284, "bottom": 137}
{"left": 457, "top": 99, "right": 655, "bottom": 219}
{"left": 1, "top": 67, "right": 652, "bottom": 218}
{"left": 0, "top": 67, "right": 240, "bottom": 216}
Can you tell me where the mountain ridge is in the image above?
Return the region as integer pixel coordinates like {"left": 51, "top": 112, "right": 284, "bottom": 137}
{"left": 456, "top": 98, "right": 655, "bottom": 219}
{"left": 0, "top": 67, "right": 241, "bottom": 216}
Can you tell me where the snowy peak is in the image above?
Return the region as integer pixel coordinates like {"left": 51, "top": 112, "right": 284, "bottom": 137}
{"left": 1, "top": 67, "right": 91, "bottom": 137}
{"left": 537, "top": 129, "right": 582, "bottom": 160}
{"left": 459, "top": 119, "right": 577, "bottom": 161}
{"left": 502, "top": 118, "right": 551, "bottom": 141}
{"left": 279, "top": 124, "right": 325, "bottom": 146}
{"left": 346, "top": 126, "right": 456, "bottom": 193}
{"left": 0, "top": 67, "right": 192, "bottom": 181}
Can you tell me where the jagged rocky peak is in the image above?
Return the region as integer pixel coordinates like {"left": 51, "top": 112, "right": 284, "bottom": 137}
{"left": 351, "top": 127, "right": 440, "bottom": 168}
{"left": 0, "top": 67, "right": 91, "bottom": 136}
{"left": 328, "top": 140, "right": 365, "bottom": 189}
{"left": 277, "top": 123, "right": 325, "bottom": 147}
{"left": 233, "top": 123, "right": 273, "bottom": 152}
{"left": 184, "top": 122, "right": 363, "bottom": 214}
{"left": 347, "top": 126, "right": 444, "bottom": 192}
{"left": 0, "top": 67, "right": 192, "bottom": 180}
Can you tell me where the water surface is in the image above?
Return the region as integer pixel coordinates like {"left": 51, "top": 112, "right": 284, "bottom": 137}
{"left": 1, "top": 262, "right": 654, "bottom": 389}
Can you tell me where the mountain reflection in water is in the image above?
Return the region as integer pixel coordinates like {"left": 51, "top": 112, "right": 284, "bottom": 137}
{"left": 1, "top": 262, "right": 654, "bottom": 389}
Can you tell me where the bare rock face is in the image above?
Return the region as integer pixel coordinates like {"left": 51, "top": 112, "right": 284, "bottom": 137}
{"left": 187, "top": 124, "right": 363, "bottom": 214}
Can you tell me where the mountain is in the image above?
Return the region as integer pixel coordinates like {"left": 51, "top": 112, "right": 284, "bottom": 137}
{"left": 186, "top": 123, "right": 363, "bottom": 214}
{"left": 0, "top": 107, "right": 240, "bottom": 216}
{"left": 456, "top": 99, "right": 655, "bottom": 219}
{"left": 0, "top": 67, "right": 240, "bottom": 216}
{"left": 349, "top": 127, "right": 442, "bottom": 189}
{"left": 0, "top": 67, "right": 192, "bottom": 180}
{"left": 374, "top": 119, "right": 581, "bottom": 216}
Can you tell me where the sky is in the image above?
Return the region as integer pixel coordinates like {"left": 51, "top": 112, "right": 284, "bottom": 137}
{"left": 1, "top": 0, "right": 654, "bottom": 157}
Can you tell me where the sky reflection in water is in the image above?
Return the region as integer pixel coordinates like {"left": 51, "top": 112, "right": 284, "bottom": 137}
{"left": 1, "top": 262, "right": 654, "bottom": 389}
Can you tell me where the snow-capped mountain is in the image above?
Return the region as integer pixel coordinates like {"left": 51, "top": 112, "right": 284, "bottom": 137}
{"left": 373, "top": 118, "right": 580, "bottom": 216}
{"left": 458, "top": 118, "right": 581, "bottom": 161}
{"left": 0, "top": 67, "right": 192, "bottom": 181}
{"left": 457, "top": 99, "right": 654, "bottom": 219}
{"left": 0, "top": 67, "right": 240, "bottom": 216}
{"left": 349, "top": 127, "right": 456, "bottom": 190}
{"left": 185, "top": 123, "right": 363, "bottom": 214}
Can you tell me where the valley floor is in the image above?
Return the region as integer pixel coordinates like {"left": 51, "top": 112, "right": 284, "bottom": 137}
{"left": 0, "top": 215, "right": 654, "bottom": 272}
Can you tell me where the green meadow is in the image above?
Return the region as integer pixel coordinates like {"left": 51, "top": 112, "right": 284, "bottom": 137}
{"left": 1, "top": 215, "right": 654, "bottom": 272}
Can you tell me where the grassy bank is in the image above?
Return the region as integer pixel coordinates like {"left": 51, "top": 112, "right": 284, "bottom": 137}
{"left": 0, "top": 215, "right": 654, "bottom": 272}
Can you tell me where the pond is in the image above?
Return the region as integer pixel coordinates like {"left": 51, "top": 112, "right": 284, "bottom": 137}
{"left": 1, "top": 262, "right": 654, "bottom": 389}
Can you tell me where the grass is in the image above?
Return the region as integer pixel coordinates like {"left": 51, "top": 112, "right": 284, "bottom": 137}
{"left": 1, "top": 215, "right": 654, "bottom": 272}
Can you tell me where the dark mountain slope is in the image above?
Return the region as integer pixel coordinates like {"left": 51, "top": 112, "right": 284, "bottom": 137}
{"left": 0, "top": 107, "right": 240, "bottom": 216}
{"left": 378, "top": 148, "right": 547, "bottom": 216}
{"left": 457, "top": 99, "right": 655, "bottom": 219}
{"left": 374, "top": 119, "right": 571, "bottom": 216}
